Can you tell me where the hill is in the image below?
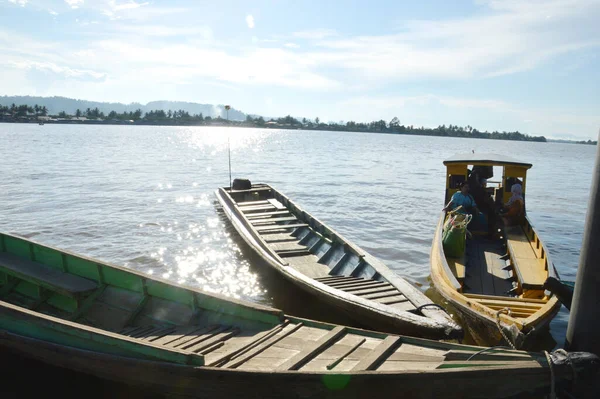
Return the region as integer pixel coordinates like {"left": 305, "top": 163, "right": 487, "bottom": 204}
{"left": 0, "top": 96, "right": 246, "bottom": 121}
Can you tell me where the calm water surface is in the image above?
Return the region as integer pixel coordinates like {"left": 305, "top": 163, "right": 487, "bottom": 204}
{"left": 0, "top": 124, "right": 594, "bottom": 348}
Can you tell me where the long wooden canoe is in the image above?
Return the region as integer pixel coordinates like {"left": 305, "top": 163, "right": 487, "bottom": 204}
{"left": 0, "top": 232, "right": 596, "bottom": 398}
{"left": 430, "top": 154, "right": 561, "bottom": 349}
{"left": 216, "top": 183, "right": 461, "bottom": 340}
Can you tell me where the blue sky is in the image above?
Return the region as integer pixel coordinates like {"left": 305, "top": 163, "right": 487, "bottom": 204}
{"left": 1, "top": 0, "right": 599, "bottom": 139}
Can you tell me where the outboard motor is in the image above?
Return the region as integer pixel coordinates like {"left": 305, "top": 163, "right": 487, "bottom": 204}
{"left": 232, "top": 178, "right": 252, "bottom": 190}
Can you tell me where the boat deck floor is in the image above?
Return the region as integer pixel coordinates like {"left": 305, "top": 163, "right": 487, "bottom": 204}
{"left": 285, "top": 254, "right": 331, "bottom": 278}
{"left": 463, "top": 237, "right": 514, "bottom": 297}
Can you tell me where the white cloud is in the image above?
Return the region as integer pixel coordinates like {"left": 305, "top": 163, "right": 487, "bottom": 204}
{"left": 293, "top": 29, "right": 337, "bottom": 40}
{"left": 305, "top": 0, "right": 600, "bottom": 81}
{"left": 49, "top": 10, "right": 58, "bottom": 16}
{"left": 9, "top": 0, "right": 28, "bottom": 6}
{"left": 5, "top": 60, "right": 107, "bottom": 81}
{"left": 246, "top": 14, "right": 255, "bottom": 29}
{"left": 65, "top": 0, "right": 84, "bottom": 9}
{"left": 110, "top": 0, "right": 149, "bottom": 12}
{"left": 284, "top": 43, "right": 299, "bottom": 48}
{"left": 113, "top": 24, "right": 213, "bottom": 39}
{"left": 102, "top": 1, "right": 157, "bottom": 20}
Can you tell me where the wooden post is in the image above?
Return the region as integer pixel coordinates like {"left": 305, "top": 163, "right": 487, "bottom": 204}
{"left": 565, "top": 131, "right": 600, "bottom": 356}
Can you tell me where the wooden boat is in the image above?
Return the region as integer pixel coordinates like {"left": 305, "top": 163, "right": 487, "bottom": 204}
{"left": 216, "top": 182, "right": 461, "bottom": 340}
{"left": 0, "top": 232, "right": 596, "bottom": 398}
{"left": 430, "top": 154, "right": 561, "bottom": 348}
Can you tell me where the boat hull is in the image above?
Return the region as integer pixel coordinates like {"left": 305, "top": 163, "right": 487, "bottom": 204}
{"left": 430, "top": 213, "right": 561, "bottom": 349}
{"left": 216, "top": 186, "right": 460, "bottom": 340}
{"left": 0, "top": 330, "right": 561, "bottom": 399}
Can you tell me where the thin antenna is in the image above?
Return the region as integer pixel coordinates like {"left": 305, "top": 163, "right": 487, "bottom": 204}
{"left": 225, "top": 105, "right": 232, "bottom": 189}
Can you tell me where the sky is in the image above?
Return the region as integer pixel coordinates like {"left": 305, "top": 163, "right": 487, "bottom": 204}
{"left": 1, "top": 0, "right": 599, "bottom": 139}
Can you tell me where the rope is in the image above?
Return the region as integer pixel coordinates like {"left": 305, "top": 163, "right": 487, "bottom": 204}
{"left": 465, "top": 345, "right": 513, "bottom": 361}
{"left": 414, "top": 303, "right": 447, "bottom": 314}
{"left": 495, "top": 308, "right": 516, "bottom": 350}
{"left": 544, "top": 350, "right": 556, "bottom": 399}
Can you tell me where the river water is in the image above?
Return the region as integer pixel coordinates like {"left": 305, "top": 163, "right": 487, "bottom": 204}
{"left": 0, "top": 124, "right": 594, "bottom": 348}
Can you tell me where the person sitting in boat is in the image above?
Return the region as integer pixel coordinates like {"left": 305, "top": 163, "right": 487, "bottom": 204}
{"left": 442, "top": 181, "right": 479, "bottom": 216}
{"left": 470, "top": 177, "right": 498, "bottom": 238}
{"left": 500, "top": 183, "right": 524, "bottom": 226}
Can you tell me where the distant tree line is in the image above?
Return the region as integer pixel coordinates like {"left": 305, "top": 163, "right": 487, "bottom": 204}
{"left": 0, "top": 103, "right": 48, "bottom": 117}
{"left": 0, "top": 103, "right": 559, "bottom": 143}
{"left": 246, "top": 115, "right": 548, "bottom": 142}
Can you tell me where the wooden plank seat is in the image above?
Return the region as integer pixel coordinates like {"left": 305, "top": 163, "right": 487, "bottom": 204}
{"left": 0, "top": 252, "right": 98, "bottom": 298}
{"left": 239, "top": 204, "right": 277, "bottom": 213}
{"left": 255, "top": 223, "right": 308, "bottom": 233}
{"left": 250, "top": 216, "right": 299, "bottom": 225}
{"left": 230, "top": 186, "right": 272, "bottom": 193}
{"left": 245, "top": 210, "right": 291, "bottom": 220}
{"left": 505, "top": 227, "right": 546, "bottom": 290}
{"left": 236, "top": 200, "right": 271, "bottom": 207}
{"left": 315, "top": 276, "right": 413, "bottom": 309}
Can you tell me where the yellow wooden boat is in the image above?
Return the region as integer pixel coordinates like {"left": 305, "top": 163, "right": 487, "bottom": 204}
{"left": 430, "top": 154, "right": 561, "bottom": 349}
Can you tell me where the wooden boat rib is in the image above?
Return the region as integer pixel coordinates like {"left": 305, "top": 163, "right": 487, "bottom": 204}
{"left": 430, "top": 154, "right": 561, "bottom": 348}
{"left": 216, "top": 183, "right": 462, "bottom": 340}
{"left": 0, "top": 232, "right": 596, "bottom": 398}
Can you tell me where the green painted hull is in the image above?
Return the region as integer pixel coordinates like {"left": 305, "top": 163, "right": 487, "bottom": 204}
{"left": 0, "top": 232, "right": 593, "bottom": 398}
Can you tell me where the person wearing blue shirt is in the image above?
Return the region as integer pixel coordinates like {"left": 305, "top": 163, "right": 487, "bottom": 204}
{"left": 443, "top": 181, "right": 478, "bottom": 215}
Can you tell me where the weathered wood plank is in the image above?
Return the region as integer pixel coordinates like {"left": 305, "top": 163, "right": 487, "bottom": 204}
{"left": 255, "top": 223, "right": 308, "bottom": 232}
{"left": 184, "top": 328, "right": 240, "bottom": 353}
{"left": 444, "top": 350, "right": 536, "bottom": 361}
{"left": 362, "top": 290, "right": 405, "bottom": 300}
{"left": 239, "top": 205, "right": 276, "bottom": 213}
{"left": 351, "top": 336, "right": 402, "bottom": 371}
{"left": 250, "top": 216, "right": 298, "bottom": 225}
{"left": 0, "top": 253, "right": 98, "bottom": 298}
{"left": 343, "top": 285, "right": 397, "bottom": 296}
{"left": 326, "top": 338, "right": 365, "bottom": 370}
{"left": 236, "top": 200, "right": 270, "bottom": 207}
{"left": 245, "top": 210, "right": 291, "bottom": 219}
{"left": 140, "top": 326, "right": 177, "bottom": 342}
{"left": 167, "top": 325, "right": 231, "bottom": 349}
{"left": 223, "top": 323, "right": 304, "bottom": 369}
{"left": 277, "top": 250, "right": 313, "bottom": 258}
{"left": 276, "top": 326, "right": 347, "bottom": 371}
{"left": 327, "top": 280, "right": 385, "bottom": 289}
{"left": 375, "top": 295, "right": 409, "bottom": 305}
{"left": 207, "top": 322, "right": 290, "bottom": 367}
{"left": 152, "top": 325, "right": 219, "bottom": 346}
{"left": 463, "top": 293, "right": 547, "bottom": 304}
{"left": 169, "top": 325, "right": 228, "bottom": 348}
{"left": 315, "top": 276, "right": 357, "bottom": 283}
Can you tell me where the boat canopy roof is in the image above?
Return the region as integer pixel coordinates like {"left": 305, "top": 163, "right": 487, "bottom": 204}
{"left": 443, "top": 153, "right": 532, "bottom": 169}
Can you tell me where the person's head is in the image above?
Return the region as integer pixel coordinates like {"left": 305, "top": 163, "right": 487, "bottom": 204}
{"left": 480, "top": 178, "right": 487, "bottom": 188}
{"left": 459, "top": 181, "right": 470, "bottom": 194}
{"left": 511, "top": 183, "right": 522, "bottom": 196}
